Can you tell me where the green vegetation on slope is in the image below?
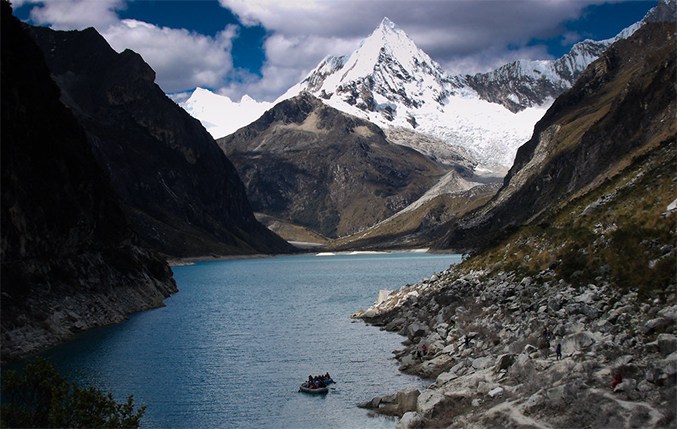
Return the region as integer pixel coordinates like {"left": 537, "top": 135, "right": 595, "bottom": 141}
{"left": 1, "top": 358, "right": 145, "bottom": 428}
{"left": 464, "top": 138, "right": 676, "bottom": 298}
{"left": 328, "top": 183, "right": 498, "bottom": 250}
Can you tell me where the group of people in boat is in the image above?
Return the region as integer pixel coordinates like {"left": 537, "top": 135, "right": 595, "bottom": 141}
{"left": 302, "top": 373, "right": 334, "bottom": 389}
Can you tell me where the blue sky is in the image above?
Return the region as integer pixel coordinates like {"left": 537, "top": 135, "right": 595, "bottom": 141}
{"left": 539, "top": 1, "right": 656, "bottom": 55}
{"left": 117, "top": 1, "right": 267, "bottom": 75}
{"left": 13, "top": 0, "right": 657, "bottom": 101}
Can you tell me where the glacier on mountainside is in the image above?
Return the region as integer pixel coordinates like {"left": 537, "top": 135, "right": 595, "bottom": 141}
{"left": 179, "top": 4, "right": 656, "bottom": 174}
{"left": 182, "top": 88, "right": 273, "bottom": 138}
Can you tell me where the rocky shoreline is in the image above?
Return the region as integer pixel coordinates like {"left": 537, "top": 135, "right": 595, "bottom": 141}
{"left": 1, "top": 251, "right": 177, "bottom": 364}
{"left": 354, "top": 265, "right": 676, "bottom": 428}
{"left": 166, "top": 253, "right": 272, "bottom": 267}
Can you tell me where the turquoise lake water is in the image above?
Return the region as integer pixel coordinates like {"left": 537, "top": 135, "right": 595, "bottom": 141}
{"left": 42, "top": 252, "right": 461, "bottom": 428}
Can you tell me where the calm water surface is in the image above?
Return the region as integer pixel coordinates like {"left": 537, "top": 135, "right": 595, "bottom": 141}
{"left": 43, "top": 252, "right": 461, "bottom": 428}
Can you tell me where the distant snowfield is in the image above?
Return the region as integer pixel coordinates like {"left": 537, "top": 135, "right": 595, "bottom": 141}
{"left": 182, "top": 88, "right": 273, "bottom": 139}
{"left": 423, "top": 96, "right": 551, "bottom": 170}
{"left": 180, "top": 9, "right": 648, "bottom": 174}
{"left": 182, "top": 86, "right": 550, "bottom": 172}
{"left": 322, "top": 93, "right": 552, "bottom": 171}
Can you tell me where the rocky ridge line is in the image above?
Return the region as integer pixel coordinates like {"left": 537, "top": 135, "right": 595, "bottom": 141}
{"left": 28, "top": 23, "right": 293, "bottom": 258}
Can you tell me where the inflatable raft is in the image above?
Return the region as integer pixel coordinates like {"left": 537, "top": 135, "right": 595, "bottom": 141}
{"left": 299, "top": 383, "right": 329, "bottom": 394}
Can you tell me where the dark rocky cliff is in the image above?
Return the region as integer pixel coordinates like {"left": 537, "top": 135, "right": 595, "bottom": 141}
{"left": 28, "top": 25, "right": 293, "bottom": 257}
{"left": 437, "top": 21, "right": 676, "bottom": 251}
{"left": 218, "top": 93, "right": 449, "bottom": 239}
{"left": 1, "top": 2, "right": 176, "bottom": 362}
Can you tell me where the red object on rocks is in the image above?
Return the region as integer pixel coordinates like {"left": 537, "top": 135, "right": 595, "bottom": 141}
{"left": 612, "top": 372, "right": 622, "bottom": 389}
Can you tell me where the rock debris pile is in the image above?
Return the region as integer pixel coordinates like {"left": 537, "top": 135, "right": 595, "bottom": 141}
{"left": 354, "top": 266, "right": 676, "bottom": 428}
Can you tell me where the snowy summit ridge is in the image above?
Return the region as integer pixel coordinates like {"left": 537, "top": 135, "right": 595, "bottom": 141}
{"left": 182, "top": 88, "right": 273, "bottom": 138}
{"left": 283, "top": 16, "right": 451, "bottom": 119}
{"left": 181, "top": 2, "right": 668, "bottom": 174}
{"left": 280, "top": 9, "right": 658, "bottom": 173}
{"left": 283, "top": 17, "right": 548, "bottom": 173}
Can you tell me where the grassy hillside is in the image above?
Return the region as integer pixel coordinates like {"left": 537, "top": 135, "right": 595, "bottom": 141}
{"left": 436, "top": 22, "right": 676, "bottom": 253}
{"left": 464, "top": 137, "right": 675, "bottom": 298}
{"left": 328, "top": 182, "right": 498, "bottom": 250}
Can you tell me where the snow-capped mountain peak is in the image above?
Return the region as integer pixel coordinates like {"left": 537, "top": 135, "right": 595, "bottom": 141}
{"left": 352, "top": 16, "right": 436, "bottom": 77}
{"left": 281, "top": 8, "right": 668, "bottom": 172}
{"left": 283, "top": 16, "right": 449, "bottom": 117}
{"left": 282, "top": 17, "right": 545, "bottom": 172}
{"left": 378, "top": 16, "right": 397, "bottom": 31}
{"left": 181, "top": 3, "right": 671, "bottom": 174}
{"left": 182, "top": 87, "right": 273, "bottom": 138}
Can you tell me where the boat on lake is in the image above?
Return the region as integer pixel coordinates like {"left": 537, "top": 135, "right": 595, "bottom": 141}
{"left": 299, "top": 383, "right": 329, "bottom": 394}
{"left": 299, "top": 373, "right": 334, "bottom": 394}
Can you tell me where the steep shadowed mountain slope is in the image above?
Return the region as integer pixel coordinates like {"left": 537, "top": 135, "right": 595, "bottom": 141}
{"left": 1, "top": 2, "right": 176, "bottom": 362}
{"left": 217, "top": 93, "right": 450, "bottom": 239}
{"left": 28, "top": 25, "right": 293, "bottom": 257}
{"left": 436, "top": 20, "right": 676, "bottom": 252}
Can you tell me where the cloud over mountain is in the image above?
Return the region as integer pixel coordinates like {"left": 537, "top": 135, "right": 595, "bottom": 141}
{"left": 17, "top": 0, "right": 655, "bottom": 101}
{"left": 17, "top": 0, "right": 238, "bottom": 93}
{"left": 104, "top": 19, "right": 237, "bottom": 92}
{"left": 17, "top": 0, "right": 124, "bottom": 30}
{"left": 219, "top": 0, "right": 615, "bottom": 100}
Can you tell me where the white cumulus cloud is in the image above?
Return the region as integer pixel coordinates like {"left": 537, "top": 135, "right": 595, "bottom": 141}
{"left": 19, "top": 0, "right": 238, "bottom": 93}
{"left": 220, "top": 32, "right": 360, "bottom": 101}
{"left": 219, "top": 0, "right": 611, "bottom": 100}
{"left": 103, "top": 20, "right": 237, "bottom": 93}
{"left": 18, "top": 0, "right": 631, "bottom": 101}
{"left": 26, "top": 0, "right": 124, "bottom": 30}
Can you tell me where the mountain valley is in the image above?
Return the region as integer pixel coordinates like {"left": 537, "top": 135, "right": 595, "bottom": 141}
{"left": 352, "top": 17, "right": 676, "bottom": 429}
{"left": 182, "top": 2, "right": 673, "bottom": 248}
{"left": 2, "top": 2, "right": 675, "bottom": 427}
{"left": 217, "top": 93, "right": 453, "bottom": 239}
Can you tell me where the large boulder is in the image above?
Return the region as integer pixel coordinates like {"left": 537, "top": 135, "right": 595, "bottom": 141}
{"left": 561, "top": 331, "right": 596, "bottom": 354}
{"left": 472, "top": 356, "right": 494, "bottom": 370}
{"left": 436, "top": 370, "right": 459, "bottom": 386}
{"left": 643, "top": 317, "right": 671, "bottom": 335}
{"left": 396, "top": 412, "right": 424, "bottom": 429}
{"left": 488, "top": 386, "right": 504, "bottom": 398}
{"left": 657, "top": 305, "right": 677, "bottom": 323}
{"left": 421, "top": 354, "right": 455, "bottom": 378}
{"left": 407, "top": 322, "right": 429, "bottom": 339}
{"left": 657, "top": 334, "right": 677, "bottom": 357}
{"left": 396, "top": 388, "right": 421, "bottom": 413}
{"left": 423, "top": 332, "right": 445, "bottom": 354}
{"left": 417, "top": 390, "right": 448, "bottom": 418}
{"left": 645, "top": 352, "right": 677, "bottom": 386}
{"left": 358, "top": 388, "right": 421, "bottom": 417}
{"left": 509, "top": 353, "right": 537, "bottom": 384}
{"left": 494, "top": 353, "right": 516, "bottom": 372}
